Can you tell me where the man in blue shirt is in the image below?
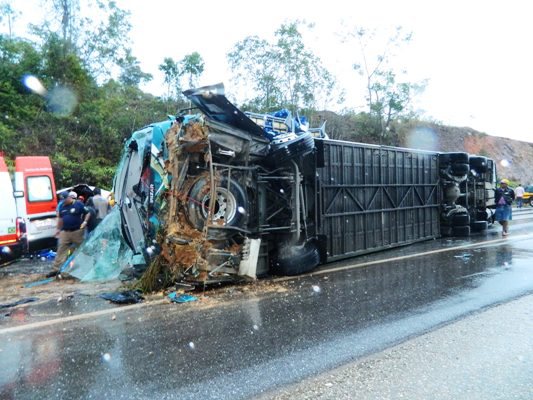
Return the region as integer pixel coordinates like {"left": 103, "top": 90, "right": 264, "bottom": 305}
{"left": 47, "top": 191, "right": 90, "bottom": 277}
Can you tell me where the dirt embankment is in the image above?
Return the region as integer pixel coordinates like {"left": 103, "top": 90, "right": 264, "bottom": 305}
{"left": 398, "top": 122, "right": 533, "bottom": 184}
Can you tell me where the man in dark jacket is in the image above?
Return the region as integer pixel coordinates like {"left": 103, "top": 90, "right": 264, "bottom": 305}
{"left": 47, "top": 191, "right": 90, "bottom": 277}
{"left": 494, "top": 179, "right": 515, "bottom": 236}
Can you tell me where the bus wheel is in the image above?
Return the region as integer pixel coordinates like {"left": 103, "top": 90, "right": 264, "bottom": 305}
{"left": 472, "top": 220, "right": 488, "bottom": 232}
{"left": 452, "top": 225, "right": 471, "bottom": 237}
{"left": 186, "top": 177, "right": 247, "bottom": 239}
{"left": 270, "top": 240, "right": 320, "bottom": 276}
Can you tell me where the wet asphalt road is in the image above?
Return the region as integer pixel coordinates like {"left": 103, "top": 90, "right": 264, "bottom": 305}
{"left": 1, "top": 217, "right": 533, "bottom": 399}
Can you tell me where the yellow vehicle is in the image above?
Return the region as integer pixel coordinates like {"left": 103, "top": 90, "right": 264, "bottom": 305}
{"left": 523, "top": 185, "right": 533, "bottom": 206}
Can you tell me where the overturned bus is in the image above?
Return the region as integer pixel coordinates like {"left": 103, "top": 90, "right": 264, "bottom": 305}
{"left": 110, "top": 84, "right": 496, "bottom": 285}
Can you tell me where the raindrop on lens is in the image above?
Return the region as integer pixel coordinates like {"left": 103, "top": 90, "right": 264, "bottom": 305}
{"left": 23, "top": 75, "right": 47, "bottom": 96}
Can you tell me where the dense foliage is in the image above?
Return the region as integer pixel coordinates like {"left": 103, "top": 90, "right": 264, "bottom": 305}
{"left": 0, "top": 32, "right": 183, "bottom": 188}
{"left": 0, "top": 1, "right": 425, "bottom": 189}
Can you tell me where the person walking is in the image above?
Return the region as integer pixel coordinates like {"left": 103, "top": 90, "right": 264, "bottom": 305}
{"left": 47, "top": 191, "right": 90, "bottom": 277}
{"left": 514, "top": 183, "right": 525, "bottom": 208}
{"left": 495, "top": 179, "right": 515, "bottom": 236}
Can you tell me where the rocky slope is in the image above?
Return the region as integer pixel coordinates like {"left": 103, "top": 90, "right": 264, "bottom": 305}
{"left": 398, "top": 122, "right": 533, "bottom": 185}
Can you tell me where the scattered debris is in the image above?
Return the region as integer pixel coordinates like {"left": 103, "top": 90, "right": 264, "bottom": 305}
{"left": 0, "top": 297, "right": 39, "bottom": 309}
{"left": 454, "top": 253, "right": 473, "bottom": 260}
{"left": 24, "top": 277, "right": 54, "bottom": 288}
{"left": 65, "top": 208, "right": 136, "bottom": 282}
{"left": 36, "top": 249, "right": 56, "bottom": 260}
{"left": 168, "top": 292, "right": 198, "bottom": 303}
{"left": 99, "top": 290, "right": 144, "bottom": 304}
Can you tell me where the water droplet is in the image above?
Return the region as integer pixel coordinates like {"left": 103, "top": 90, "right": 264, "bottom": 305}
{"left": 46, "top": 86, "right": 78, "bottom": 117}
{"left": 23, "top": 75, "right": 47, "bottom": 96}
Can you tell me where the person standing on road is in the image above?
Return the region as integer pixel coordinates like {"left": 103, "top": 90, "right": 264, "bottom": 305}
{"left": 47, "top": 191, "right": 90, "bottom": 277}
{"left": 494, "top": 179, "right": 515, "bottom": 236}
{"left": 514, "top": 183, "right": 525, "bottom": 208}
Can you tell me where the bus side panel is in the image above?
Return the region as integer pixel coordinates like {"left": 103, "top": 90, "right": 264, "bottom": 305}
{"left": 316, "top": 139, "right": 440, "bottom": 262}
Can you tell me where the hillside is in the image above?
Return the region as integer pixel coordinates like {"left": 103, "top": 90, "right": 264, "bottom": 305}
{"left": 397, "top": 122, "right": 533, "bottom": 185}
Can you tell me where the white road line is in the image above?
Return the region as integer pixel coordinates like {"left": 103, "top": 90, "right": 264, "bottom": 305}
{"left": 272, "top": 233, "right": 533, "bottom": 282}
{"left": 1, "top": 233, "right": 532, "bottom": 335}
{"left": 0, "top": 299, "right": 167, "bottom": 335}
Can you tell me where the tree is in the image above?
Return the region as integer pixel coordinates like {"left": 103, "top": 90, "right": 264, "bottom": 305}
{"left": 79, "top": 0, "right": 133, "bottom": 81}
{"left": 30, "top": 0, "right": 134, "bottom": 82}
{"left": 40, "top": 32, "right": 92, "bottom": 90}
{"left": 53, "top": 0, "right": 78, "bottom": 52}
{"left": 0, "top": 35, "right": 43, "bottom": 155}
{"left": 227, "top": 21, "right": 339, "bottom": 113}
{"left": 350, "top": 26, "right": 426, "bottom": 142}
{"left": 180, "top": 52, "right": 204, "bottom": 90}
{"left": 117, "top": 49, "right": 152, "bottom": 87}
{"left": 0, "top": 2, "right": 20, "bottom": 37}
{"left": 158, "top": 57, "right": 180, "bottom": 99}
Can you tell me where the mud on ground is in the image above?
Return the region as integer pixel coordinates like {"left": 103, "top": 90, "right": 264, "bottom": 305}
{"left": 0, "top": 249, "right": 302, "bottom": 334}
{"left": 0, "top": 257, "right": 123, "bottom": 305}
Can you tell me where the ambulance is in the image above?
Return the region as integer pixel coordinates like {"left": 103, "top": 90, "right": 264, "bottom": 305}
{"left": 0, "top": 155, "right": 58, "bottom": 261}
{"left": 0, "top": 156, "right": 26, "bottom": 261}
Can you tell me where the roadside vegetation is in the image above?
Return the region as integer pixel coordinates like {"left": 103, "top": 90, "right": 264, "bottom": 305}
{"left": 0, "top": 0, "right": 427, "bottom": 188}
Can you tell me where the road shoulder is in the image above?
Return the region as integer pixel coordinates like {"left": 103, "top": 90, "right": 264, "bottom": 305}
{"left": 261, "top": 294, "right": 533, "bottom": 400}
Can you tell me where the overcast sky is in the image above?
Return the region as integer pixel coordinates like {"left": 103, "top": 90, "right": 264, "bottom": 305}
{"left": 5, "top": 0, "right": 533, "bottom": 143}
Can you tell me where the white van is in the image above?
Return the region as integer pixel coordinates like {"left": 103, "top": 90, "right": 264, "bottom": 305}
{"left": 13, "top": 156, "right": 58, "bottom": 251}
{"left": 0, "top": 156, "right": 27, "bottom": 261}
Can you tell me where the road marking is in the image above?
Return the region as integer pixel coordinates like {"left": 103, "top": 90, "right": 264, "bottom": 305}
{"left": 0, "top": 299, "right": 167, "bottom": 335}
{"left": 1, "top": 233, "right": 532, "bottom": 335}
{"left": 272, "top": 233, "right": 533, "bottom": 282}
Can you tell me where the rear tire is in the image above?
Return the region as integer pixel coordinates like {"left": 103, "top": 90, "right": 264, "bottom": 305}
{"left": 469, "top": 156, "right": 488, "bottom": 173}
{"left": 450, "top": 163, "right": 469, "bottom": 176}
{"left": 440, "top": 226, "right": 453, "bottom": 237}
{"left": 449, "top": 152, "right": 469, "bottom": 163}
{"left": 452, "top": 213, "right": 470, "bottom": 226}
{"left": 452, "top": 225, "right": 471, "bottom": 237}
{"left": 270, "top": 241, "right": 320, "bottom": 276}
{"left": 472, "top": 220, "right": 488, "bottom": 232}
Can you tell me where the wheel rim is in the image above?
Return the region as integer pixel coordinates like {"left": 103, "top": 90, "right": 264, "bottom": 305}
{"left": 200, "top": 187, "right": 237, "bottom": 224}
